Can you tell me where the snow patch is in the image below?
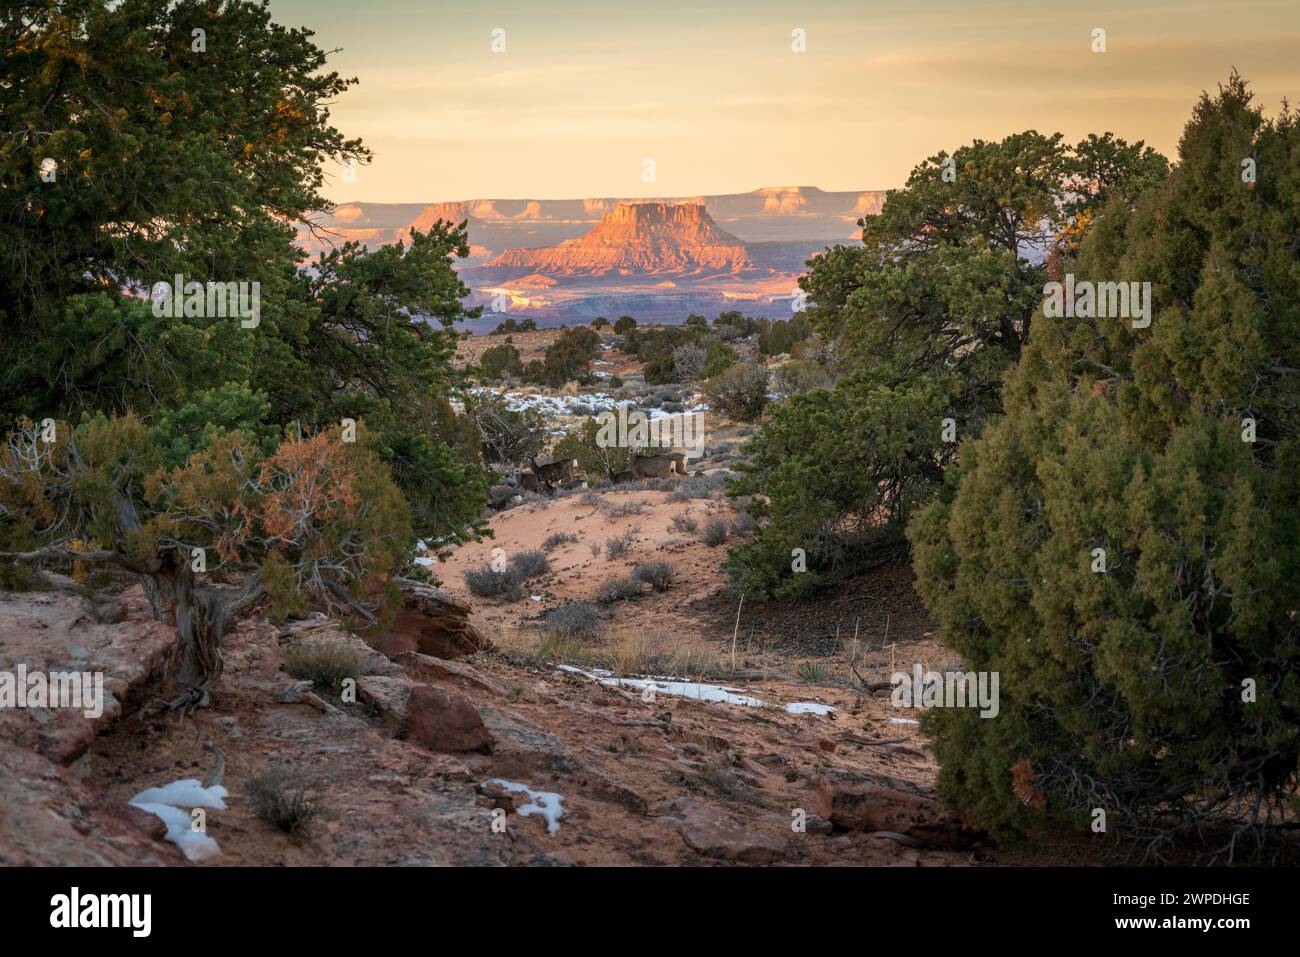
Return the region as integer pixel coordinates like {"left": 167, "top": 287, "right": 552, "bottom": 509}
{"left": 557, "top": 664, "right": 834, "bottom": 716}
{"left": 487, "top": 778, "right": 566, "bottom": 834}
{"left": 128, "top": 778, "right": 229, "bottom": 862}
{"left": 782, "top": 700, "right": 835, "bottom": 716}
{"left": 470, "top": 388, "right": 705, "bottom": 422}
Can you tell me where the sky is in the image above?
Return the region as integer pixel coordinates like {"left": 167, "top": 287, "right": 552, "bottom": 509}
{"left": 265, "top": 0, "right": 1300, "bottom": 203}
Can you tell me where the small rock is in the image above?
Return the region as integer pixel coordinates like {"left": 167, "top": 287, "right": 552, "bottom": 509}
{"left": 356, "top": 675, "right": 413, "bottom": 726}
{"left": 396, "top": 652, "right": 505, "bottom": 696}
{"left": 407, "top": 686, "right": 493, "bottom": 754}
{"left": 659, "top": 797, "right": 783, "bottom": 864}
{"left": 812, "top": 768, "right": 979, "bottom": 848}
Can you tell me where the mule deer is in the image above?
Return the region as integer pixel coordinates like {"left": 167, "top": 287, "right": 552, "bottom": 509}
{"left": 667, "top": 452, "right": 688, "bottom": 476}
{"left": 628, "top": 449, "right": 676, "bottom": 480}
{"left": 531, "top": 457, "right": 578, "bottom": 489}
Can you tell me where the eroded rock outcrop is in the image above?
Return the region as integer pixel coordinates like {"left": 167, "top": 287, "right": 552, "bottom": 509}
{"left": 0, "top": 584, "right": 177, "bottom": 764}
{"left": 369, "top": 583, "right": 492, "bottom": 660}
{"left": 486, "top": 203, "right": 754, "bottom": 276}
{"left": 813, "top": 768, "right": 980, "bottom": 849}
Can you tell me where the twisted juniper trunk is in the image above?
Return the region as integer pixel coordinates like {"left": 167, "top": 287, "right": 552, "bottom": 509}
{"left": 145, "top": 554, "right": 265, "bottom": 691}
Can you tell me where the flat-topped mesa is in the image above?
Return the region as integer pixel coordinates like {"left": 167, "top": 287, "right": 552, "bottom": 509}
{"left": 607, "top": 202, "right": 707, "bottom": 227}
{"left": 408, "top": 203, "right": 472, "bottom": 230}
{"left": 485, "top": 202, "right": 754, "bottom": 276}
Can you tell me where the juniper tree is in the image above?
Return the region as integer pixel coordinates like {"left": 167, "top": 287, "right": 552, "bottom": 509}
{"left": 1, "top": 0, "right": 488, "bottom": 547}
{"left": 727, "top": 131, "right": 1168, "bottom": 598}
{"left": 0, "top": 416, "right": 411, "bottom": 701}
{"left": 909, "top": 74, "right": 1300, "bottom": 859}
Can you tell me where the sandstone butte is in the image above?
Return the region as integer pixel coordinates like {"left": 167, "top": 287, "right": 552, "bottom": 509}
{"left": 485, "top": 202, "right": 754, "bottom": 277}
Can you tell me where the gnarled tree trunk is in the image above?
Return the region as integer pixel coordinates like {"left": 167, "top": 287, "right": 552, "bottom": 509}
{"left": 145, "top": 552, "right": 265, "bottom": 692}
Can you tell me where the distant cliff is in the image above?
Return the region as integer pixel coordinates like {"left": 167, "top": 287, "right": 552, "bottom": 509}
{"left": 485, "top": 203, "right": 754, "bottom": 276}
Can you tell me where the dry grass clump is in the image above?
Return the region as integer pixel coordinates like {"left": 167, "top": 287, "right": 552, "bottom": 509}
{"left": 669, "top": 511, "right": 698, "bottom": 534}
{"left": 508, "top": 548, "right": 550, "bottom": 579}
{"left": 542, "top": 531, "right": 579, "bottom": 552}
{"left": 543, "top": 601, "right": 601, "bottom": 640}
{"left": 606, "top": 625, "right": 721, "bottom": 679}
{"left": 700, "top": 519, "right": 728, "bottom": 547}
{"left": 246, "top": 766, "right": 321, "bottom": 836}
{"left": 604, "top": 529, "right": 637, "bottom": 559}
{"left": 598, "top": 576, "right": 644, "bottom": 603}
{"left": 632, "top": 561, "right": 676, "bottom": 592}
{"left": 600, "top": 497, "right": 650, "bottom": 521}
{"left": 464, "top": 565, "right": 524, "bottom": 600}
{"left": 666, "top": 475, "right": 723, "bottom": 502}
{"left": 282, "top": 638, "right": 362, "bottom": 692}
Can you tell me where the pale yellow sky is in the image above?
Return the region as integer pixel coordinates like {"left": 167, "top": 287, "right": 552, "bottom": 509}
{"left": 267, "top": 0, "right": 1300, "bottom": 202}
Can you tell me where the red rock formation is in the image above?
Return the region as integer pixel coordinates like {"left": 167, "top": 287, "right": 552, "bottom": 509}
{"left": 407, "top": 686, "right": 493, "bottom": 754}
{"left": 486, "top": 202, "right": 753, "bottom": 276}
{"left": 368, "top": 583, "right": 493, "bottom": 660}
{"left": 407, "top": 203, "right": 473, "bottom": 231}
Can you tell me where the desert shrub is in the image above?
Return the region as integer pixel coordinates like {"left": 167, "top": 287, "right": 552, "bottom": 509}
{"left": 644, "top": 354, "right": 676, "bottom": 385}
{"left": 796, "top": 661, "right": 829, "bottom": 683}
{"left": 703, "top": 363, "right": 769, "bottom": 423}
{"left": 492, "top": 317, "right": 537, "bottom": 335}
{"left": 480, "top": 342, "right": 523, "bottom": 380}
{"left": 601, "top": 498, "right": 649, "bottom": 521}
{"left": 771, "top": 357, "right": 833, "bottom": 397}
{"left": 714, "top": 311, "right": 763, "bottom": 336}
{"left": 507, "top": 549, "right": 550, "bottom": 580}
{"left": 464, "top": 564, "right": 523, "bottom": 600}
{"left": 701, "top": 340, "right": 738, "bottom": 379}
{"left": 526, "top": 327, "right": 600, "bottom": 387}
{"left": 282, "top": 638, "right": 363, "bottom": 693}
{"left": 604, "top": 530, "right": 636, "bottom": 558}
{"left": 700, "top": 520, "right": 728, "bottom": 546}
{"left": 667, "top": 475, "right": 722, "bottom": 502}
{"left": 661, "top": 401, "right": 686, "bottom": 414}
{"left": 543, "top": 602, "right": 601, "bottom": 640}
{"left": 598, "top": 576, "right": 643, "bottom": 603}
{"left": 669, "top": 512, "right": 698, "bottom": 534}
{"left": 759, "top": 317, "right": 809, "bottom": 357}
{"left": 729, "top": 511, "right": 754, "bottom": 537}
{"left": 910, "top": 77, "right": 1299, "bottom": 855}
{"left": 246, "top": 767, "right": 321, "bottom": 836}
{"left": 542, "top": 532, "right": 579, "bottom": 552}
{"left": 633, "top": 561, "right": 676, "bottom": 592}
{"left": 470, "top": 393, "right": 548, "bottom": 469}
{"left": 671, "top": 342, "right": 708, "bottom": 381}
{"left": 614, "top": 315, "right": 637, "bottom": 335}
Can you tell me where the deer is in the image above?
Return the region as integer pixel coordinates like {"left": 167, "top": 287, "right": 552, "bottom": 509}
{"left": 628, "top": 448, "right": 676, "bottom": 480}
{"left": 531, "top": 457, "right": 579, "bottom": 490}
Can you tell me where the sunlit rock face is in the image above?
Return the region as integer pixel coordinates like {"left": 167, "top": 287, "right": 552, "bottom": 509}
{"left": 486, "top": 203, "right": 754, "bottom": 277}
